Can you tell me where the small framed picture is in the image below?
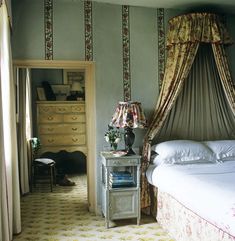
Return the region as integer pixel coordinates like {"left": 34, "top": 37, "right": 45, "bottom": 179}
{"left": 37, "top": 87, "right": 46, "bottom": 101}
{"left": 63, "top": 69, "right": 85, "bottom": 87}
{"left": 51, "top": 84, "right": 70, "bottom": 101}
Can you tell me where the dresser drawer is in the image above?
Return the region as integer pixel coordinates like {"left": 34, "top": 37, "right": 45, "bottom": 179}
{"left": 38, "top": 123, "right": 86, "bottom": 134}
{"left": 38, "top": 114, "right": 63, "bottom": 123}
{"left": 38, "top": 106, "right": 55, "bottom": 114}
{"left": 64, "top": 114, "right": 85, "bottom": 123}
{"left": 40, "top": 134, "right": 86, "bottom": 146}
{"left": 71, "top": 105, "right": 85, "bottom": 113}
{"left": 55, "top": 105, "right": 71, "bottom": 113}
{"left": 40, "top": 145, "right": 87, "bottom": 155}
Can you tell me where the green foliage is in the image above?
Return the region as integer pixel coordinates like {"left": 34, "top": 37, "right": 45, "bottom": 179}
{"left": 31, "top": 137, "right": 41, "bottom": 157}
{"left": 104, "top": 125, "right": 122, "bottom": 150}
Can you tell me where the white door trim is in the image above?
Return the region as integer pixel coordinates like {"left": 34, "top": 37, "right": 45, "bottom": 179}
{"left": 13, "top": 60, "right": 97, "bottom": 213}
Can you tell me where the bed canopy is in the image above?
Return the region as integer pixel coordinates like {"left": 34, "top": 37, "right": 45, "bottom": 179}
{"left": 141, "top": 12, "right": 235, "bottom": 209}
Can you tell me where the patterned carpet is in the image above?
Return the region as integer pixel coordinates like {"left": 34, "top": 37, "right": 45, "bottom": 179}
{"left": 13, "top": 174, "right": 174, "bottom": 241}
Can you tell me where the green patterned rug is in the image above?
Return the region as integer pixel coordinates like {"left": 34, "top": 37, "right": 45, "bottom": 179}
{"left": 13, "top": 174, "right": 174, "bottom": 241}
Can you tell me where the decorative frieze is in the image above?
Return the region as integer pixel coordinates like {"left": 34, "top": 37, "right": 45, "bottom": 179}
{"left": 44, "top": 0, "right": 53, "bottom": 60}
{"left": 84, "top": 1, "right": 93, "bottom": 61}
{"left": 122, "top": 5, "right": 131, "bottom": 101}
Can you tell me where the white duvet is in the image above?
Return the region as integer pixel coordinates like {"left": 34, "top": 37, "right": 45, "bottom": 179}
{"left": 146, "top": 160, "right": 235, "bottom": 237}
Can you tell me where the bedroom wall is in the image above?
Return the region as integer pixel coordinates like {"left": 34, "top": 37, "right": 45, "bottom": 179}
{"left": 11, "top": 0, "right": 235, "bottom": 209}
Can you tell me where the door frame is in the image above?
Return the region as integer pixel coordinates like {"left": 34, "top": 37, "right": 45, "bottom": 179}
{"left": 13, "top": 60, "right": 97, "bottom": 213}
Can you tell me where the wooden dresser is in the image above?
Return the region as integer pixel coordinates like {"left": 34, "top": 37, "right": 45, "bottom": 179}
{"left": 36, "top": 101, "right": 87, "bottom": 155}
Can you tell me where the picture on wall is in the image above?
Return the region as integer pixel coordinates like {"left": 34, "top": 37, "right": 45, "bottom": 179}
{"left": 51, "top": 84, "right": 70, "bottom": 101}
{"left": 63, "top": 69, "right": 85, "bottom": 87}
{"left": 63, "top": 69, "right": 85, "bottom": 101}
{"left": 37, "top": 87, "right": 47, "bottom": 101}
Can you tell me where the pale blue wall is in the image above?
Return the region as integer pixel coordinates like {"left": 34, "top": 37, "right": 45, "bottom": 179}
{"left": 12, "top": 0, "right": 44, "bottom": 59}
{"left": 53, "top": 1, "right": 85, "bottom": 60}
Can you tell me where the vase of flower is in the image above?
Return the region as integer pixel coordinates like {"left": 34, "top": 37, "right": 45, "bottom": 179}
{"left": 104, "top": 125, "right": 121, "bottom": 151}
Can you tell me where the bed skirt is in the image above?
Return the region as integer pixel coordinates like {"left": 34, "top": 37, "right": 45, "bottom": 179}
{"left": 154, "top": 188, "right": 235, "bottom": 241}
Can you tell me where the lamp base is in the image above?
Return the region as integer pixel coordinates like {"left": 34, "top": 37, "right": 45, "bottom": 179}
{"left": 125, "top": 148, "right": 136, "bottom": 156}
{"left": 124, "top": 127, "right": 135, "bottom": 156}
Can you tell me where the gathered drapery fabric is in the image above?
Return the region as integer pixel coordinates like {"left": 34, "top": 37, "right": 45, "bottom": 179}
{"left": 18, "top": 68, "right": 32, "bottom": 194}
{"left": 0, "top": 3, "right": 21, "bottom": 240}
{"left": 157, "top": 44, "right": 235, "bottom": 142}
{"left": 0, "top": 0, "right": 12, "bottom": 26}
{"left": 141, "top": 12, "right": 235, "bottom": 210}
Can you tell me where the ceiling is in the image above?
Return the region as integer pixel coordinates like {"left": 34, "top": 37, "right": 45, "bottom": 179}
{"left": 91, "top": 0, "right": 235, "bottom": 13}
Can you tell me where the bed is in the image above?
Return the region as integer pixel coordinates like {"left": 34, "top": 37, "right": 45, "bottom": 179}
{"left": 146, "top": 140, "right": 235, "bottom": 241}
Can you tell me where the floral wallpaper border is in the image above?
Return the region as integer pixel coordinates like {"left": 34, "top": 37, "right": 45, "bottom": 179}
{"left": 122, "top": 5, "right": 131, "bottom": 102}
{"left": 44, "top": 0, "right": 53, "bottom": 60}
{"left": 84, "top": 1, "right": 93, "bottom": 61}
{"left": 157, "top": 8, "right": 165, "bottom": 91}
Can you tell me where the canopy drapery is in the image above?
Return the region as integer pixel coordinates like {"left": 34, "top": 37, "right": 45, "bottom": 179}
{"left": 141, "top": 12, "right": 235, "bottom": 210}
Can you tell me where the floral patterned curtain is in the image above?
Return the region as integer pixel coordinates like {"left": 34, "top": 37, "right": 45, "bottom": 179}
{"left": 141, "top": 12, "right": 234, "bottom": 210}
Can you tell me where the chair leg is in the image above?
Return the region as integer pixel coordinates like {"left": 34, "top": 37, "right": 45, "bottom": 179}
{"left": 53, "top": 166, "right": 56, "bottom": 186}
{"left": 50, "top": 166, "right": 53, "bottom": 192}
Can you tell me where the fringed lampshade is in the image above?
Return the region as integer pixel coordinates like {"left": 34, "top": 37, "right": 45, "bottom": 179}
{"left": 110, "top": 101, "right": 147, "bottom": 155}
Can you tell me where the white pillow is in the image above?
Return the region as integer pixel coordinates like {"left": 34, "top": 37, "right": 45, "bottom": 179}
{"left": 151, "top": 140, "right": 215, "bottom": 164}
{"left": 204, "top": 140, "right": 235, "bottom": 161}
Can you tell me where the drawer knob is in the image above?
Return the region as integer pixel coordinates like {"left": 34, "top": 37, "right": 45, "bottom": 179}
{"left": 72, "top": 138, "right": 78, "bottom": 142}
{"left": 72, "top": 116, "right": 77, "bottom": 120}
{"left": 48, "top": 116, "right": 54, "bottom": 121}
{"left": 48, "top": 139, "right": 54, "bottom": 143}
{"left": 72, "top": 128, "right": 78, "bottom": 131}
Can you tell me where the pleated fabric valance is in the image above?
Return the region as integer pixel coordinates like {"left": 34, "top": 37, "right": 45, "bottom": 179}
{"left": 167, "top": 13, "right": 233, "bottom": 46}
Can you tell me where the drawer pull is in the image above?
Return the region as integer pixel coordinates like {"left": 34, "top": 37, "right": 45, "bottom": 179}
{"left": 48, "top": 139, "right": 54, "bottom": 143}
{"left": 72, "top": 128, "right": 78, "bottom": 131}
{"left": 72, "top": 138, "right": 78, "bottom": 142}
{"left": 48, "top": 116, "right": 54, "bottom": 121}
{"left": 47, "top": 128, "right": 54, "bottom": 132}
{"left": 113, "top": 160, "right": 121, "bottom": 165}
{"left": 72, "top": 116, "right": 77, "bottom": 120}
{"left": 43, "top": 107, "right": 50, "bottom": 112}
{"left": 58, "top": 108, "right": 66, "bottom": 111}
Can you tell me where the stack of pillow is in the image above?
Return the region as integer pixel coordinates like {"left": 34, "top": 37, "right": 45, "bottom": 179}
{"left": 151, "top": 140, "right": 235, "bottom": 166}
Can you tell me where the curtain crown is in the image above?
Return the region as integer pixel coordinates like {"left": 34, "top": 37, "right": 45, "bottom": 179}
{"left": 167, "top": 13, "right": 233, "bottom": 46}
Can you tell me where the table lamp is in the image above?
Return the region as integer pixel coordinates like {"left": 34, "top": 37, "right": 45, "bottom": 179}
{"left": 110, "top": 101, "right": 147, "bottom": 155}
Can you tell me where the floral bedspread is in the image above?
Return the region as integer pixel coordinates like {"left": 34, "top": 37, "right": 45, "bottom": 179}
{"left": 157, "top": 190, "right": 235, "bottom": 241}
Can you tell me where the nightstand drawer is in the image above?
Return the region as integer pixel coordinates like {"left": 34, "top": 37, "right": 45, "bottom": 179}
{"left": 106, "top": 158, "right": 140, "bottom": 166}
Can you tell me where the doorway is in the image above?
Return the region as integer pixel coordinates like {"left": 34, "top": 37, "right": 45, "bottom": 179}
{"left": 14, "top": 60, "right": 97, "bottom": 213}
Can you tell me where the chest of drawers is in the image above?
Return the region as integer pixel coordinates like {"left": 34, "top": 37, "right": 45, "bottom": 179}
{"left": 36, "top": 101, "right": 87, "bottom": 155}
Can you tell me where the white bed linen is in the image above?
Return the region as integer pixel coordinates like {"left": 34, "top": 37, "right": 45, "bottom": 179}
{"left": 146, "top": 160, "right": 235, "bottom": 237}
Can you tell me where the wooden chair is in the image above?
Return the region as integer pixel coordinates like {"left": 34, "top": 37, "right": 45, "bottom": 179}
{"left": 28, "top": 138, "right": 56, "bottom": 192}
